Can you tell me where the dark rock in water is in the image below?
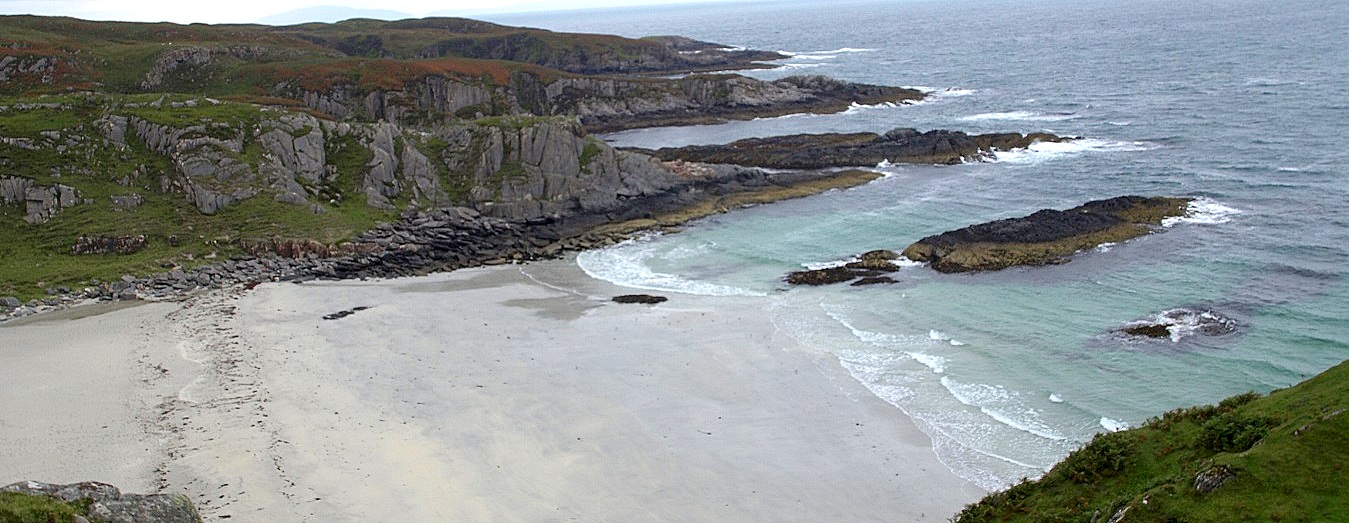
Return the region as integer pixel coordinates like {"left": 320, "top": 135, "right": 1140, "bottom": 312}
{"left": 787, "top": 250, "right": 905, "bottom": 286}
{"left": 786, "top": 266, "right": 860, "bottom": 286}
{"left": 851, "top": 276, "right": 896, "bottom": 286}
{"left": 1, "top": 480, "right": 202, "bottom": 523}
{"left": 1123, "top": 324, "right": 1172, "bottom": 338}
{"left": 903, "top": 195, "right": 1192, "bottom": 273}
{"left": 1119, "top": 308, "right": 1238, "bottom": 342}
{"left": 613, "top": 294, "right": 668, "bottom": 304}
{"left": 323, "top": 306, "right": 371, "bottom": 320}
{"left": 633, "top": 128, "right": 1068, "bottom": 168}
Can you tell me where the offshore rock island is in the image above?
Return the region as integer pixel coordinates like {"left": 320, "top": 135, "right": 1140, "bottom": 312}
{"left": 633, "top": 128, "right": 1069, "bottom": 168}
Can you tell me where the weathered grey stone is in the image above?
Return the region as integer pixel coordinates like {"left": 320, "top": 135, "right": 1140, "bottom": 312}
{"left": 0, "top": 296, "right": 21, "bottom": 308}
{"left": 1, "top": 481, "right": 202, "bottom": 523}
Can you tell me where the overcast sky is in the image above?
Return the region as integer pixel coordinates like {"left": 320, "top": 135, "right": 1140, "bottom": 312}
{"left": 0, "top": 0, "right": 751, "bottom": 24}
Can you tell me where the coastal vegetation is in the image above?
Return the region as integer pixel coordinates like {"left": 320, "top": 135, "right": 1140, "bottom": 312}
{"left": 0, "top": 15, "right": 921, "bottom": 304}
{"left": 953, "top": 360, "right": 1349, "bottom": 522}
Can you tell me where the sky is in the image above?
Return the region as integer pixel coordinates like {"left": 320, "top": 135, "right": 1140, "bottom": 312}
{"left": 0, "top": 0, "right": 749, "bottom": 25}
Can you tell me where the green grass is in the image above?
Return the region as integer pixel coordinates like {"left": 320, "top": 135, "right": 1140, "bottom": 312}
{"left": 953, "top": 360, "right": 1349, "bottom": 523}
{"left": 0, "top": 492, "right": 93, "bottom": 523}
{"left": 0, "top": 95, "right": 399, "bottom": 300}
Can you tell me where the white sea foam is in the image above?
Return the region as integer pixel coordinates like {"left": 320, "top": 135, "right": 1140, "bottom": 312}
{"left": 778, "top": 62, "right": 825, "bottom": 69}
{"left": 781, "top": 47, "right": 876, "bottom": 56}
{"left": 908, "top": 351, "right": 947, "bottom": 373}
{"left": 1048, "top": 393, "right": 1064, "bottom": 403}
{"left": 1095, "top": 242, "right": 1117, "bottom": 253}
{"left": 928, "top": 329, "right": 950, "bottom": 341}
{"left": 941, "top": 376, "right": 1068, "bottom": 441}
{"left": 991, "top": 138, "right": 1156, "bottom": 164}
{"left": 1100, "top": 417, "right": 1129, "bottom": 432}
{"left": 1162, "top": 197, "right": 1241, "bottom": 227}
{"left": 949, "top": 339, "right": 967, "bottom": 346}
{"left": 575, "top": 238, "right": 765, "bottom": 297}
{"left": 959, "top": 110, "right": 1079, "bottom": 122}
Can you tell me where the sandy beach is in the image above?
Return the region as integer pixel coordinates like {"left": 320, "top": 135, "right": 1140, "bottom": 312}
{"left": 2, "top": 257, "right": 982, "bottom": 521}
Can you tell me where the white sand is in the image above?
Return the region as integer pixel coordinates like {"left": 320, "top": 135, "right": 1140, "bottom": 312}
{"left": 2, "top": 258, "right": 983, "bottom": 521}
{"left": 0, "top": 301, "right": 187, "bottom": 492}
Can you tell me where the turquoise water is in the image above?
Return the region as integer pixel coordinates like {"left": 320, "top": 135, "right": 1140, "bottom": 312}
{"left": 487, "top": 0, "right": 1349, "bottom": 489}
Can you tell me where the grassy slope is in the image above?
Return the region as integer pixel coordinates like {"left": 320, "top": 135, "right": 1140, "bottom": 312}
{"left": 954, "top": 360, "right": 1349, "bottom": 523}
{"left": 0, "top": 94, "right": 395, "bottom": 299}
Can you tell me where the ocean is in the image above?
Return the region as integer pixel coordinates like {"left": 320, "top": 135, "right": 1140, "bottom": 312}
{"left": 484, "top": 0, "right": 1349, "bottom": 490}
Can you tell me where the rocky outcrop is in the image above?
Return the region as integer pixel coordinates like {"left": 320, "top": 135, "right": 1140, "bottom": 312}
{"left": 0, "top": 53, "right": 76, "bottom": 85}
{"left": 637, "top": 128, "right": 1067, "bottom": 168}
{"left": 551, "top": 75, "right": 925, "bottom": 133}
{"left": 903, "top": 196, "right": 1192, "bottom": 273}
{"left": 785, "top": 250, "right": 901, "bottom": 285}
{"left": 1119, "top": 308, "right": 1238, "bottom": 342}
{"left": 140, "top": 45, "right": 279, "bottom": 89}
{"left": 2, "top": 177, "right": 82, "bottom": 224}
{"left": 409, "top": 27, "right": 784, "bottom": 75}
{"left": 71, "top": 235, "right": 148, "bottom": 255}
{"left": 1, "top": 481, "right": 202, "bottom": 523}
{"left": 285, "top": 73, "right": 922, "bottom": 134}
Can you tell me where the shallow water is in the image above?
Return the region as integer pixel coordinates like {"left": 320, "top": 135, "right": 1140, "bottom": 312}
{"left": 487, "top": 0, "right": 1349, "bottom": 489}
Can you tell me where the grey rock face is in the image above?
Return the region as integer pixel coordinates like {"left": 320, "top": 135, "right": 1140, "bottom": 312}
{"left": 1, "top": 480, "right": 202, "bottom": 523}
{"left": 21, "top": 182, "right": 80, "bottom": 224}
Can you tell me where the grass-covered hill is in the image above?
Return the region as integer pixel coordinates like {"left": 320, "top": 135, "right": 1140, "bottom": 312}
{"left": 953, "top": 359, "right": 1349, "bottom": 523}
{"left": 0, "top": 15, "right": 923, "bottom": 303}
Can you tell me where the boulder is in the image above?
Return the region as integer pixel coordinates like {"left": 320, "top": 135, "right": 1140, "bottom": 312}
{"left": 1, "top": 481, "right": 202, "bottom": 523}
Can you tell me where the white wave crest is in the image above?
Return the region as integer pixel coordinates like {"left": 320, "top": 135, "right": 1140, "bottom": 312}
{"left": 1100, "top": 417, "right": 1129, "bottom": 432}
{"left": 1162, "top": 197, "right": 1241, "bottom": 227}
{"left": 575, "top": 239, "right": 764, "bottom": 297}
{"left": 959, "top": 110, "right": 1079, "bottom": 122}
{"left": 941, "top": 376, "right": 1068, "bottom": 441}
{"left": 991, "top": 138, "right": 1157, "bottom": 164}
{"left": 781, "top": 47, "right": 876, "bottom": 56}
{"left": 908, "top": 351, "right": 947, "bottom": 374}
{"left": 1048, "top": 393, "right": 1064, "bottom": 403}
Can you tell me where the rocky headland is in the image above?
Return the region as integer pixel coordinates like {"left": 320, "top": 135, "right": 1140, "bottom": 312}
{"left": 633, "top": 128, "right": 1068, "bottom": 168}
{"left": 902, "top": 196, "right": 1192, "bottom": 272}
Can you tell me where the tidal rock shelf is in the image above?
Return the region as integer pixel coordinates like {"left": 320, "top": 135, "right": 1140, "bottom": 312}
{"left": 631, "top": 128, "right": 1068, "bottom": 169}
{"left": 902, "top": 196, "right": 1192, "bottom": 273}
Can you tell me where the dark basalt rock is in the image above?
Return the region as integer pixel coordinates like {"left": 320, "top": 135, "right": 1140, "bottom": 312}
{"left": 851, "top": 276, "right": 896, "bottom": 286}
{"left": 1118, "top": 308, "right": 1239, "bottom": 341}
{"left": 903, "top": 196, "right": 1192, "bottom": 273}
{"left": 1123, "top": 324, "right": 1172, "bottom": 338}
{"left": 1, "top": 481, "right": 202, "bottom": 523}
{"left": 786, "top": 250, "right": 903, "bottom": 286}
{"left": 632, "top": 128, "right": 1068, "bottom": 169}
{"left": 612, "top": 294, "right": 668, "bottom": 304}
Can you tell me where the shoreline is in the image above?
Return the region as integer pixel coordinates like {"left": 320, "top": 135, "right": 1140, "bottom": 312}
{"left": 0, "top": 167, "right": 885, "bottom": 324}
{"left": 1, "top": 255, "right": 985, "bottom": 521}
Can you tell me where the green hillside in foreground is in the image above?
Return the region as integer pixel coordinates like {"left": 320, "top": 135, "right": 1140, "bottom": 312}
{"left": 954, "top": 359, "right": 1348, "bottom": 523}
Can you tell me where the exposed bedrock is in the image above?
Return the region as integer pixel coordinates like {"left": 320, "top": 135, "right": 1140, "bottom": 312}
{"left": 1, "top": 481, "right": 202, "bottom": 523}
{"left": 902, "top": 196, "right": 1192, "bottom": 273}
{"left": 634, "top": 128, "right": 1068, "bottom": 168}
